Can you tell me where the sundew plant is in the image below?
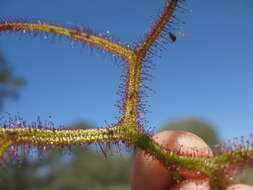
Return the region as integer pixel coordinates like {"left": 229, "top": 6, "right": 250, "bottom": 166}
{"left": 0, "top": 0, "right": 253, "bottom": 189}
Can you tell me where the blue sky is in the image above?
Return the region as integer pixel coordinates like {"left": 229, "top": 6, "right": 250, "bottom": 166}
{"left": 0, "top": 0, "right": 253, "bottom": 141}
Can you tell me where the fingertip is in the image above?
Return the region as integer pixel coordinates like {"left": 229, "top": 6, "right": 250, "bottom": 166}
{"left": 227, "top": 184, "right": 253, "bottom": 190}
{"left": 171, "top": 180, "right": 211, "bottom": 190}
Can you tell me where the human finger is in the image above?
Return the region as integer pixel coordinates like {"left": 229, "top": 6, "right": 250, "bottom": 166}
{"left": 131, "top": 130, "right": 213, "bottom": 190}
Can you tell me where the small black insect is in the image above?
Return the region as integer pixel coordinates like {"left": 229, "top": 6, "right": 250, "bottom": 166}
{"left": 169, "top": 32, "right": 176, "bottom": 42}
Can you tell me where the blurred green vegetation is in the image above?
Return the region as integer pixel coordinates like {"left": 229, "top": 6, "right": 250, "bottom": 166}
{"left": 0, "top": 122, "right": 132, "bottom": 190}
{"left": 0, "top": 51, "right": 25, "bottom": 110}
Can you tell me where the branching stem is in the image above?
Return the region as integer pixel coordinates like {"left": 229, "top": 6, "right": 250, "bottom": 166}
{"left": 0, "top": 0, "right": 252, "bottom": 189}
